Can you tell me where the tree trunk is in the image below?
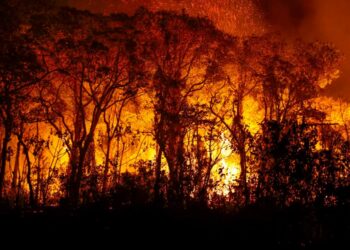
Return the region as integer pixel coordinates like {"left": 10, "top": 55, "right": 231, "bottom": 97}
{"left": 102, "top": 138, "right": 111, "bottom": 194}
{"left": 234, "top": 91, "right": 250, "bottom": 206}
{"left": 21, "top": 142, "right": 35, "bottom": 208}
{"left": 68, "top": 138, "right": 93, "bottom": 207}
{"left": 154, "top": 70, "right": 186, "bottom": 208}
{"left": 68, "top": 149, "right": 86, "bottom": 207}
{"left": 164, "top": 135, "right": 185, "bottom": 209}
{"left": 85, "top": 140, "right": 97, "bottom": 202}
{"left": 35, "top": 160, "right": 41, "bottom": 204}
{"left": 67, "top": 148, "right": 79, "bottom": 206}
{"left": 11, "top": 140, "right": 21, "bottom": 192}
{"left": 0, "top": 125, "right": 11, "bottom": 199}
{"left": 239, "top": 147, "right": 249, "bottom": 206}
{"left": 74, "top": 149, "right": 86, "bottom": 206}
{"left": 155, "top": 112, "right": 186, "bottom": 208}
{"left": 154, "top": 145, "right": 162, "bottom": 206}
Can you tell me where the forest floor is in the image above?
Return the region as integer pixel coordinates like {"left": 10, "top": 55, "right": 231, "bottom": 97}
{"left": 0, "top": 204, "right": 349, "bottom": 249}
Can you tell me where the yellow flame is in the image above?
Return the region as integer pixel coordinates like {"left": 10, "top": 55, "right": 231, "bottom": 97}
{"left": 211, "top": 133, "right": 241, "bottom": 196}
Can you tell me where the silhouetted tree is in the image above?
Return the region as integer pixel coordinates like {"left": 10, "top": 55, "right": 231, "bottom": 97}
{"left": 133, "top": 8, "right": 228, "bottom": 207}
{"left": 0, "top": 6, "right": 44, "bottom": 200}
{"left": 209, "top": 37, "right": 266, "bottom": 205}
{"left": 37, "top": 9, "right": 142, "bottom": 206}
{"left": 244, "top": 36, "right": 340, "bottom": 206}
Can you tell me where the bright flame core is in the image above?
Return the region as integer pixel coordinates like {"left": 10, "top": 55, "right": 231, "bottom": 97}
{"left": 211, "top": 133, "right": 241, "bottom": 196}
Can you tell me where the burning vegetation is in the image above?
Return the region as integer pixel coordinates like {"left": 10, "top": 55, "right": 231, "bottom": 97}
{"left": 1, "top": 1, "right": 350, "bottom": 247}
{"left": 0, "top": 0, "right": 348, "bottom": 211}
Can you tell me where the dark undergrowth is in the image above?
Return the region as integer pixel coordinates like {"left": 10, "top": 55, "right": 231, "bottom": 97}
{"left": 0, "top": 203, "right": 349, "bottom": 249}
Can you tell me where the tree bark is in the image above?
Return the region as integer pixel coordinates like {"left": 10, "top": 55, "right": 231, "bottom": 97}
{"left": 11, "top": 140, "right": 21, "bottom": 192}
{"left": 0, "top": 124, "right": 11, "bottom": 199}
{"left": 20, "top": 140, "right": 35, "bottom": 208}
{"left": 102, "top": 138, "right": 111, "bottom": 194}
{"left": 239, "top": 147, "right": 249, "bottom": 206}
{"left": 154, "top": 145, "right": 162, "bottom": 206}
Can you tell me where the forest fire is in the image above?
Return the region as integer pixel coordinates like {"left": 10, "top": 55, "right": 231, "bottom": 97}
{"left": 0, "top": 0, "right": 349, "bottom": 247}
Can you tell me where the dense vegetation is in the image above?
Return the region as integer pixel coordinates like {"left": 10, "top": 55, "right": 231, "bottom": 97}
{"left": 0, "top": 1, "right": 349, "bottom": 247}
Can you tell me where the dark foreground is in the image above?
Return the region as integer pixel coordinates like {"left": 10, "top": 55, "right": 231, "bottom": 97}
{"left": 0, "top": 204, "right": 349, "bottom": 249}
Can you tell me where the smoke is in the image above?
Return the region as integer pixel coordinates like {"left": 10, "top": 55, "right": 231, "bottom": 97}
{"left": 254, "top": 0, "right": 315, "bottom": 35}
{"left": 315, "top": 0, "right": 350, "bottom": 99}
{"left": 67, "top": 0, "right": 350, "bottom": 98}
{"left": 67, "top": 0, "right": 265, "bottom": 35}
{"left": 254, "top": 0, "right": 350, "bottom": 99}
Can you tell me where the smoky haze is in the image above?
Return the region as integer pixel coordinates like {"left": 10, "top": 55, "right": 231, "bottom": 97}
{"left": 255, "top": 0, "right": 314, "bottom": 34}
{"left": 255, "top": 0, "right": 350, "bottom": 99}
{"left": 67, "top": 0, "right": 350, "bottom": 99}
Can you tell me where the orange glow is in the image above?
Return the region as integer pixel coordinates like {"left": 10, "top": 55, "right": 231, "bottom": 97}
{"left": 0, "top": 1, "right": 347, "bottom": 208}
